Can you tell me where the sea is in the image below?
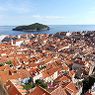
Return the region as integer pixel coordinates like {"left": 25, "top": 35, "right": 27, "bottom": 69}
{"left": 0, "top": 25, "right": 95, "bottom": 35}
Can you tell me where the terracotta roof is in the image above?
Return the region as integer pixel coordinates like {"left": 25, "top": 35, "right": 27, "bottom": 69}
{"left": 58, "top": 76, "right": 70, "bottom": 83}
{"left": 68, "top": 70, "right": 75, "bottom": 78}
{"left": 65, "top": 82, "right": 78, "bottom": 94}
{"left": 50, "top": 86, "right": 68, "bottom": 95}
{"left": 29, "top": 86, "right": 50, "bottom": 95}
{"left": 42, "top": 67, "right": 58, "bottom": 78}
{"left": 18, "top": 69, "right": 31, "bottom": 79}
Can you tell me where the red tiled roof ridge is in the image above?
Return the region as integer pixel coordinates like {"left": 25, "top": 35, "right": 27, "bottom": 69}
{"left": 65, "top": 82, "right": 78, "bottom": 94}
{"left": 50, "top": 85, "right": 62, "bottom": 94}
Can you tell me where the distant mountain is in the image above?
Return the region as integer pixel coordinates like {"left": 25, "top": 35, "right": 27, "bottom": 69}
{"left": 13, "top": 23, "right": 50, "bottom": 32}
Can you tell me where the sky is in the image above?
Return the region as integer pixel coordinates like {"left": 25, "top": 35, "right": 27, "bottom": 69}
{"left": 0, "top": 0, "right": 95, "bottom": 25}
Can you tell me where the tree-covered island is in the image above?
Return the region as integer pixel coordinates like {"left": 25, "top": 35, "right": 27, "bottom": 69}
{"left": 12, "top": 23, "right": 50, "bottom": 32}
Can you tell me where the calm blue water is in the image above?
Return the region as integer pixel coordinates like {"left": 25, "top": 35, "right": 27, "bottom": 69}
{"left": 0, "top": 25, "right": 95, "bottom": 35}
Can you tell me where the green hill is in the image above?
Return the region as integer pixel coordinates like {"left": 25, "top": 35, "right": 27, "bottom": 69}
{"left": 13, "top": 23, "right": 50, "bottom": 32}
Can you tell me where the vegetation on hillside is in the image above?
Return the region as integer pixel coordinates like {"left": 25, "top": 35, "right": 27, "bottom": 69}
{"left": 13, "top": 23, "right": 50, "bottom": 32}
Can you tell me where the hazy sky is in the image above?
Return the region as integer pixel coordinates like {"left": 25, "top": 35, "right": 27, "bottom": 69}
{"left": 0, "top": 0, "right": 95, "bottom": 25}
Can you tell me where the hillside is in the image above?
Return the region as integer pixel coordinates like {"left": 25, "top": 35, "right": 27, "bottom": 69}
{"left": 13, "top": 23, "right": 50, "bottom": 32}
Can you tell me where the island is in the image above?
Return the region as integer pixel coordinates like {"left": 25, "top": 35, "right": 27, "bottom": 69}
{"left": 12, "top": 23, "right": 50, "bottom": 32}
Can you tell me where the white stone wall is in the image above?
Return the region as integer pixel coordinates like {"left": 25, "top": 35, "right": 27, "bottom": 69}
{"left": 15, "top": 41, "right": 23, "bottom": 46}
{"left": 33, "top": 73, "right": 42, "bottom": 83}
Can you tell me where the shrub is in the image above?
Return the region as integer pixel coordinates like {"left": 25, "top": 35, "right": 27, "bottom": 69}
{"left": 23, "top": 83, "right": 35, "bottom": 90}
{"left": 35, "top": 79, "right": 47, "bottom": 89}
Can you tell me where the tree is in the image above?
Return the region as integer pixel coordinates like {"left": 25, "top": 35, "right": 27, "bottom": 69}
{"left": 6, "top": 61, "right": 13, "bottom": 67}
{"left": 0, "top": 63, "right": 5, "bottom": 66}
{"left": 35, "top": 79, "right": 47, "bottom": 89}
{"left": 23, "top": 83, "right": 35, "bottom": 90}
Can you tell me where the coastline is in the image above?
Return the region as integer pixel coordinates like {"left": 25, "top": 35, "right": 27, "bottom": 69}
{"left": 0, "top": 25, "right": 95, "bottom": 35}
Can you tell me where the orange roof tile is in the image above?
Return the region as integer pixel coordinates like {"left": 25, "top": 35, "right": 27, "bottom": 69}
{"left": 65, "top": 82, "right": 78, "bottom": 94}
{"left": 29, "top": 86, "right": 50, "bottom": 95}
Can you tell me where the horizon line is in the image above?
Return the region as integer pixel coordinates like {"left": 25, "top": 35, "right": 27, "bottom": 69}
{"left": 1, "top": 24, "right": 95, "bottom": 26}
